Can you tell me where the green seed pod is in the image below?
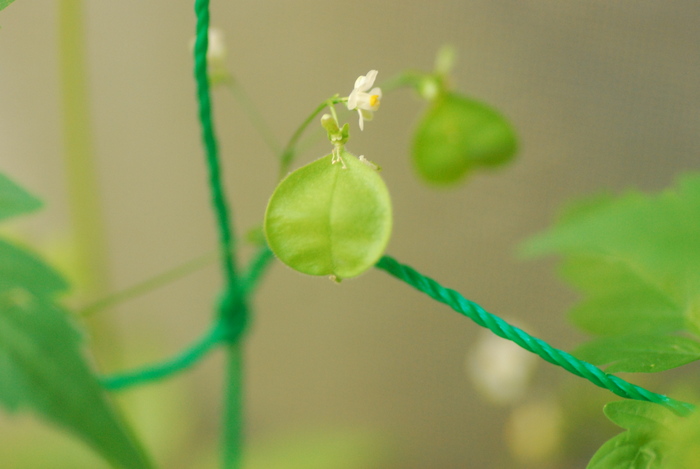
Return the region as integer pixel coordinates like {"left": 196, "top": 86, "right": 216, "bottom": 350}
{"left": 412, "top": 92, "right": 517, "bottom": 185}
{"left": 264, "top": 151, "right": 392, "bottom": 281}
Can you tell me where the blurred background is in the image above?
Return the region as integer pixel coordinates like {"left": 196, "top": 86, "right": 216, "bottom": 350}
{"left": 1, "top": 1, "right": 700, "bottom": 467}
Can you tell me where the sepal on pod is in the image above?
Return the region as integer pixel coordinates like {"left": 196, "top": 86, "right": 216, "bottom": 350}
{"left": 264, "top": 151, "right": 392, "bottom": 281}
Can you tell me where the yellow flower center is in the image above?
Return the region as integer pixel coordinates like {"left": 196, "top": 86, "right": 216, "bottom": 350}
{"left": 369, "top": 94, "right": 380, "bottom": 107}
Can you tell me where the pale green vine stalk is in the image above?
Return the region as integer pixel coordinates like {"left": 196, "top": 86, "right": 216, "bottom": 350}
{"left": 58, "top": 0, "right": 120, "bottom": 366}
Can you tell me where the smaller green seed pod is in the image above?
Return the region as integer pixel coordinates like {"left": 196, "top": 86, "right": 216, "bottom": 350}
{"left": 264, "top": 151, "right": 392, "bottom": 281}
{"left": 412, "top": 92, "right": 517, "bottom": 185}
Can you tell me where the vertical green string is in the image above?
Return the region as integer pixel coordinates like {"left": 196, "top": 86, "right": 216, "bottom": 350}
{"left": 223, "top": 343, "right": 244, "bottom": 469}
{"left": 193, "top": 1, "right": 246, "bottom": 468}
{"left": 193, "top": 0, "right": 238, "bottom": 286}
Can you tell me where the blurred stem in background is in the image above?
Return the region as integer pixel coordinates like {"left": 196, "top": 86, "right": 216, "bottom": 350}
{"left": 58, "top": 0, "right": 120, "bottom": 366}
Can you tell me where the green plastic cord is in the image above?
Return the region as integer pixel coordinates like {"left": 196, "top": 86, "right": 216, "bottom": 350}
{"left": 193, "top": 0, "right": 238, "bottom": 292}
{"left": 376, "top": 255, "right": 696, "bottom": 417}
{"left": 98, "top": 246, "right": 273, "bottom": 390}
{"left": 101, "top": 324, "right": 226, "bottom": 391}
{"left": 193, "top": 2, "right": 246, "bottom": 467}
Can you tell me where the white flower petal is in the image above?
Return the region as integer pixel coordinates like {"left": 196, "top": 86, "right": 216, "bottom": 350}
{"left": 359, "top": 108, "right": 374, "bottom": 122}
{"left": 354, "top": 75, "right": 367, "bottom": 90}
{"left": 361, "top": 70, "right": 378, "bottom": 91}
{"left": 208, "top": 28, "right": 226, "bottom": 61}
{"left": 347, "top": 90, "right": 359, "bottom": 110}
{"left": 357, "top": 110, "right": 365, "bottom": 131}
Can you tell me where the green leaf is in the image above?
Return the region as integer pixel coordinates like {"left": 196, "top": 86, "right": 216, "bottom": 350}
{"left": 412, "top": 92, "right": 517, "bottom": 185}
{"left": 265, "top": 152, "right": 392, "bottom": 280}
{"left": 0, "top": 239, "right": 68, "bottom": 296}
{"left": 0, "top": 288, "right": 152, "bottom": 468}
{"left": 523, "top": 173, "right": 700, "bottom": 372}
{"left": 0, "top": 0, "right": 16, "bottom": 12}
{"left": 587, "top": 401, "right": 676, "bottom": 469}
{"left": 575, "top": 334, "right": 700, "bottom": 373}
{"left": 603, "top": 401, "right": 677, "bottom": 433}
{"left": 588, "top": 401, "right": 700, "bottom": 469}
{"left": 561, "top": 256, "right": 684, "bottom": 336}
{"left": 587, "top": 432, "right": 665, "bottom": 469}
{"left": 524, "top": 173, "right": 700, "bottom": 303}
{"left": 0, "top": 172, "right": 152, "bottom": 468}
{"left": 0, "top": 173, "right": 42, "bottom": 222}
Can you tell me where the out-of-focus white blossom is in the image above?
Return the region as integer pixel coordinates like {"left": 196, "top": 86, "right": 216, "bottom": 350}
{"left": 190, "top": 28, "right": 228, "bottom": 82}
{"left": 466, "top": 326, "right": 537, "bottom": 405}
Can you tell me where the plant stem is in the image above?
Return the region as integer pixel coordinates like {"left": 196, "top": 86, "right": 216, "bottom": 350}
{"left": 58, "top": 0, "right": 111, "bottom": 298}
{"left": 221, "top": 77, "right": 281, "bottom": 155}
{"left": 80, "top": 250, "right": 219, "bottom": 316}
{"left": 279, "top": 97, "right": 344, "bottom": 178}
{"left": 58, "top": 0, "right": 122, "bottom": 369}
{"left": 222, "top": 343, "right": 244, "bottom": 469}
{"left": 378, "top": 70, "right": 426, "bottom": 93}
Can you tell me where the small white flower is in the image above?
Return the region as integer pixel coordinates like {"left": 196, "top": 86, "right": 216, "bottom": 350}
{"left": 206, "top": 28, "right": 226, "bottom": 64}
{"left": 467, "top": 325, "right": 537, "bottom": 405}
{"left": 190, "top": 28, "right": 227, "bottom": 78}
{"left": 346, "top": 70, "right": 382, "bottom": 130}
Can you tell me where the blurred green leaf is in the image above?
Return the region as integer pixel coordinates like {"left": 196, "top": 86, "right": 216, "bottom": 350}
{"left": 412, "top": 92, "right": 517, "bottom": 185}
{"left": 0, "top": 174, "right": 152, "bottom": 468}
{"left": 523, "top": 173, "right": 700, "bottom": 372}
{"left": 0, "top": 239, "right": 68, "bottom": 296}
{"left": 575, "top": 334, "right": 700, "bottom": 373}
{"left": 523, "top": 173, "right": 700, "bottom": 304}
{"left": 587, "top": 401, "right": 700, "bottom": 469}
{"left": 587, "top": 432, "right": 665, "bottom": 469}
{"left": 561, "top": 256, "right": 683, "bottom": 336}
{"left": 0, "top": 0, "right": 16, "bottom": 12}
{"left": 603, "top": 401, "right": 676, "bottom": 433}
{"left": 0, "top": 289, "right": 152, "bottom": 468}
{"left": 0, "top": 173, "right": 42, "bottom": 222}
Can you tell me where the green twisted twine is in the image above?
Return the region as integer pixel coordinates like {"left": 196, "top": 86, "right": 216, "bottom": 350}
{"left": 193, "top": 0, "right": 247, "bottom": 344}
{"left": 101, "top": 323, "right": 226, "bottom": 390}
{"left": 376, "top": 255, "right": 695, "bottom": 416}
{"left": 193, "top": 0, "right": 237, "bottom": 287}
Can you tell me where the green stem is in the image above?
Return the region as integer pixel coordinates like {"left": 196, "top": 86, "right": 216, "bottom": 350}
{"left": 58, "top": 0, "right": 124, "bottom": 371}
{"left": 378, "top": 70, "right": 426, "bottom": 93}
{"left": 80, "top": 250, "right": 219, "bottom": 316}
{"left": 241, "top": 246, "right": 275, "bottom": 295}
{"left": 58, "top": 0, "right": 111, "bottom": 298}
{"left": 221, "top": 76, "right": 281, "bottom": 155}
{"left": 279, "top": 97, "right": 344, "bottom": 178}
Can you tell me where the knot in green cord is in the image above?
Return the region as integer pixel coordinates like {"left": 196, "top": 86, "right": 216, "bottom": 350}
{"left": 217, "top": 286, "right": 248, "bottom": 344}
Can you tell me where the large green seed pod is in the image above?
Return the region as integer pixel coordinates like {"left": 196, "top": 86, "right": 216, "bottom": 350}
{"left": 264, "top": 151, "right": 392, "bottom": 280}
{"left": 412, "top": 92, "right": 517, "bottom": 185}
